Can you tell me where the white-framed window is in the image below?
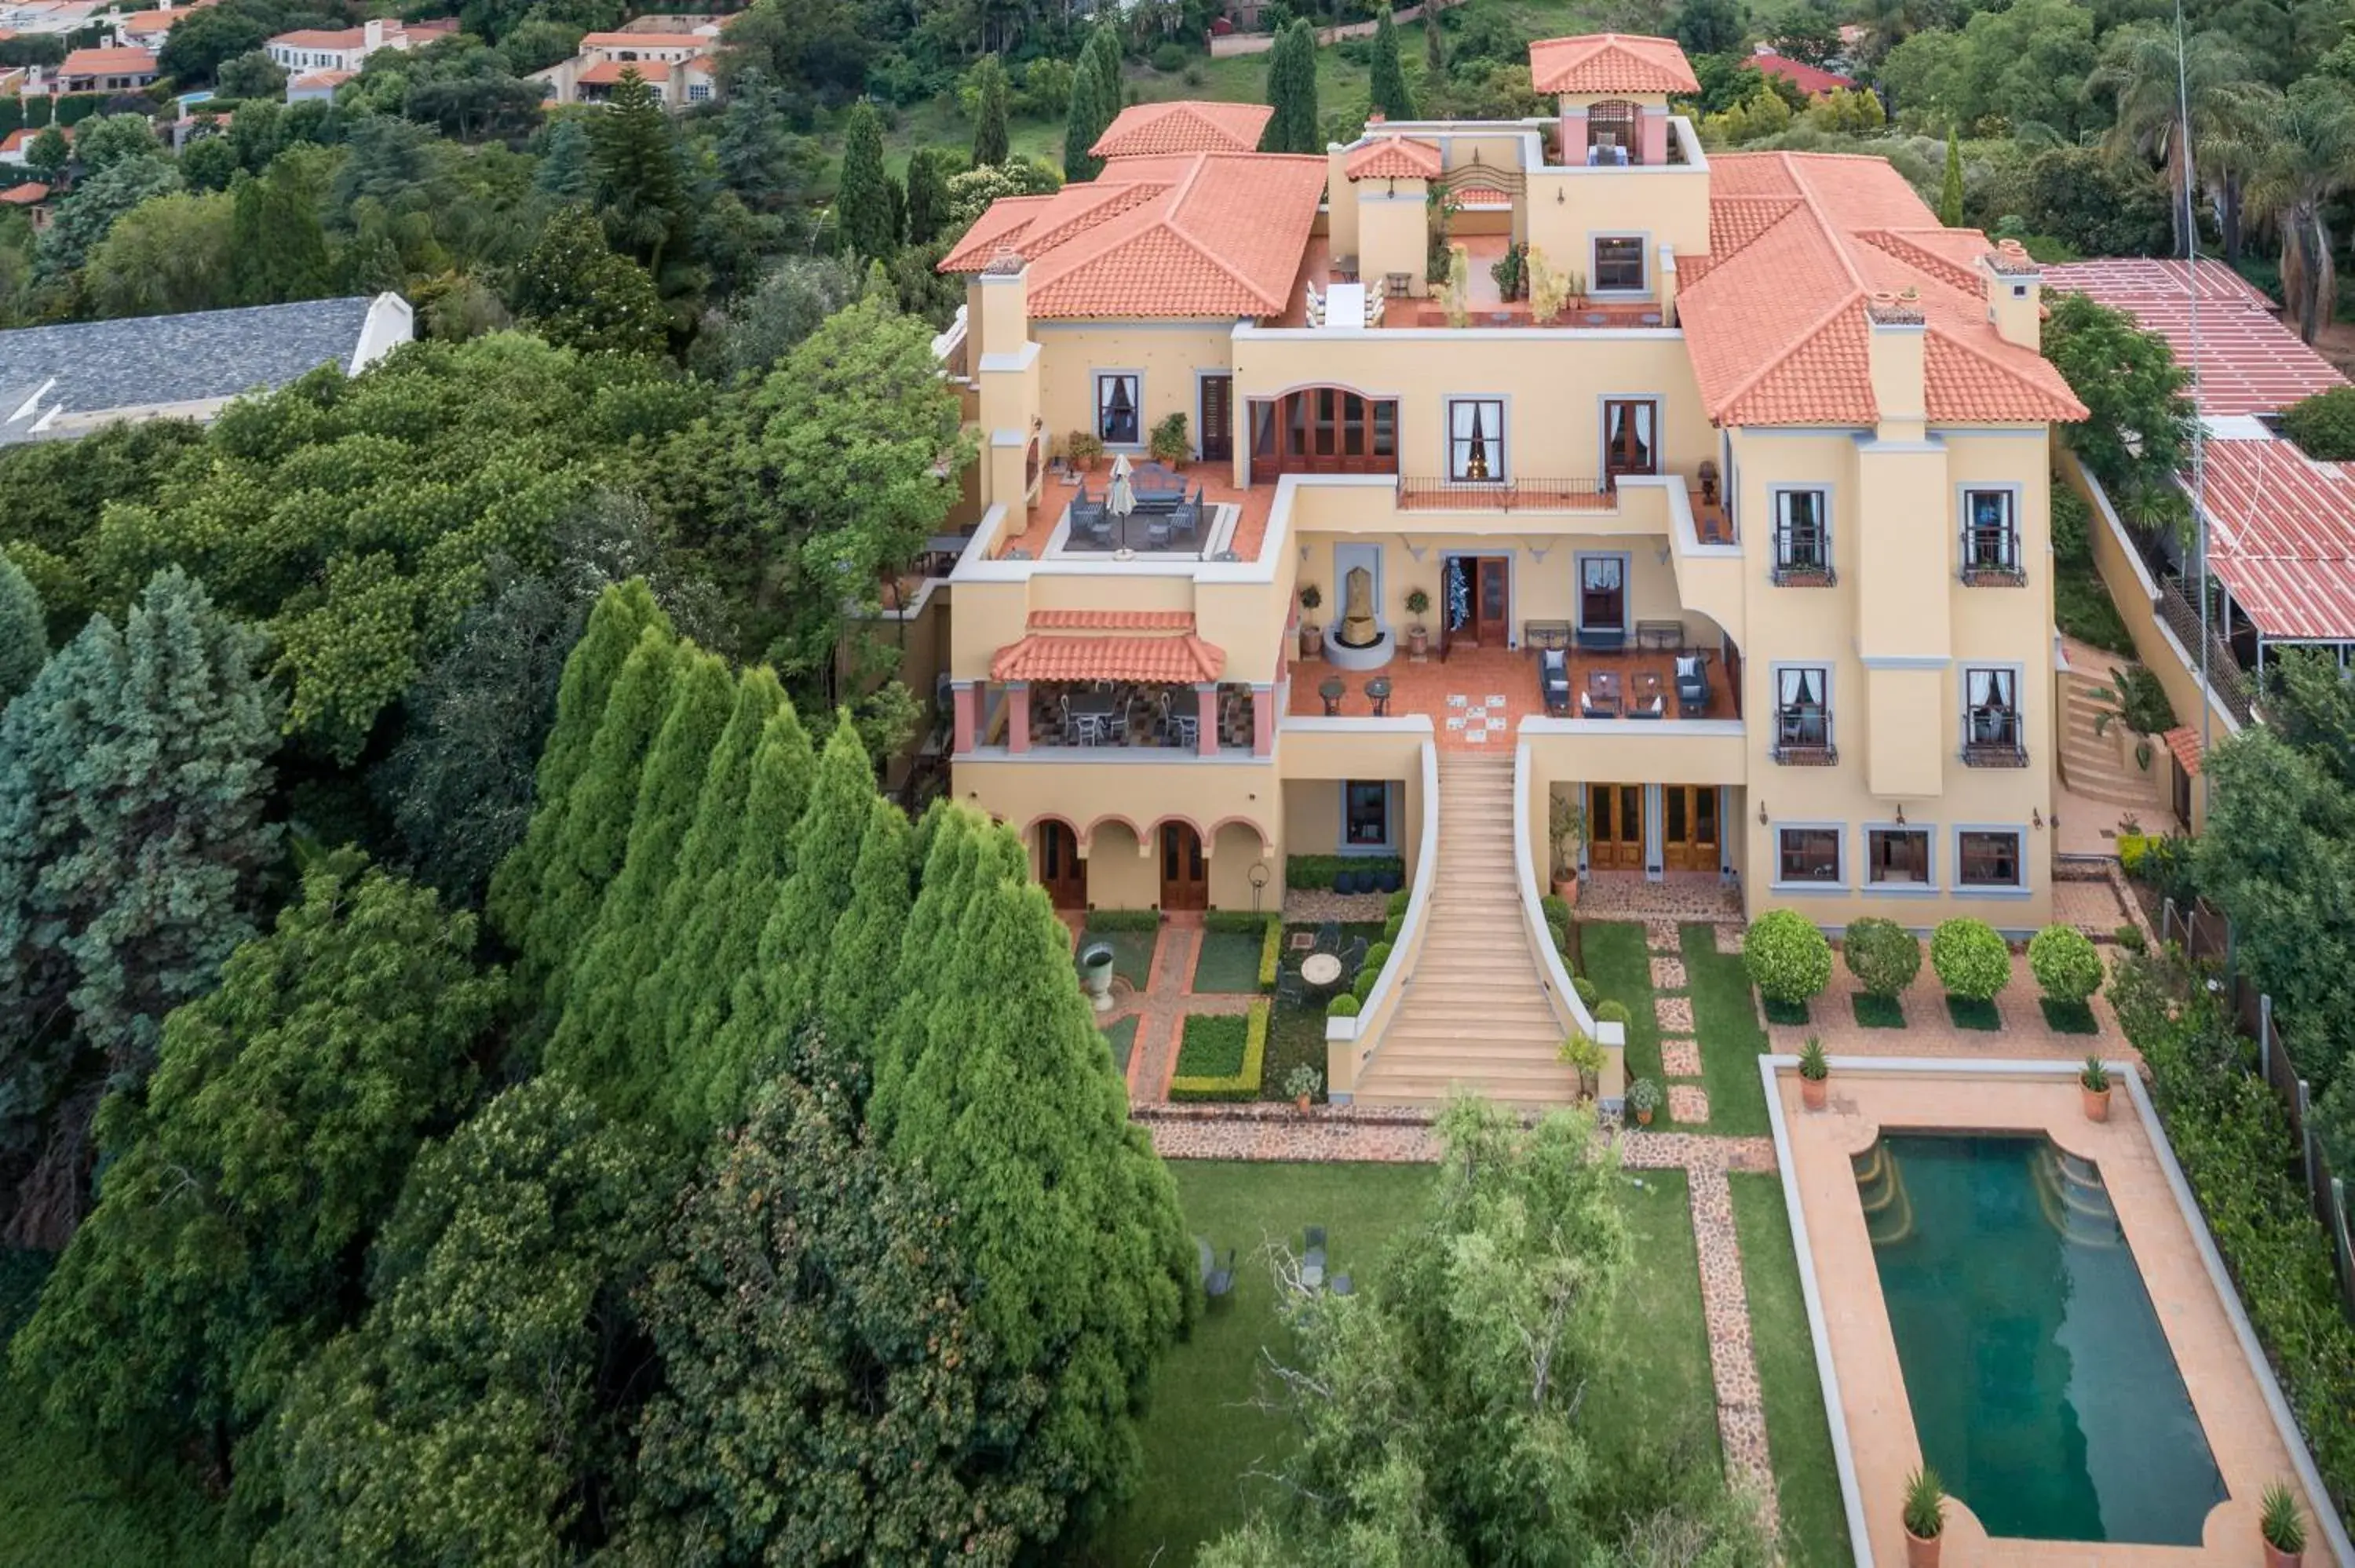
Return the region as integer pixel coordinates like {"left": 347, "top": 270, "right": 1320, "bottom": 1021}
{"left": 687, "top": 82, "right": 711, "bottom": 100}
{"left": 1776, "top": 826, "right": 1842, "bottom": 884}
{"left": 1578, "top": 553, "right": 1626, "bottom": 631}
{"left": 1866, "top": 826, "right": 1933, "bottom": 887}
{"left": 1772, "top": 664, "right": 1833, "bottom": 761}
{"left": 1342, "top": 780, "right": 1392, "bottom": 848}
{"left": 1446, "top": 397, "right": 1505, "bottom": 481}
{"left": 1592, "top": 235, "right": 1645, "bottom": 292}
{"left": 1961, "top": 486, "right": 2021, "bottom": 580}
{"left": 1962, "top": 665, "right": 2024, "bottom": 760}
{"left": 1771, "top": 487, "right": 1831, "bottom": 580}
{"left": 1956, "top": 828, "right": 2025, "bottom": 889}
{"left": 1095, "top": 372, "right": 1141, "bottom": 447}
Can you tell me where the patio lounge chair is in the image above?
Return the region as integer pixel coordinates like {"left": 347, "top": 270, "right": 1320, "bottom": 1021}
{"left": 1072, "top": 499, "right": 1111, "bottom": 545}
{"left": 1539, "top": 648, "right": 1571, "bottom": 717}
{"left": 1674, "top": 655, "right": 1710, "bottom": 719}
{"left": 1630, "top": 692, "right": 1665, "bottom": 720}
{"left": 1197, "top": 1237, "right": 1236, "bottom": 1303}
{"left": 1276, "top": 966, "right": 1305, "bottom": 1005}
{"left": 1302, "top": 1226, "right": 1327, "bottom": 1292}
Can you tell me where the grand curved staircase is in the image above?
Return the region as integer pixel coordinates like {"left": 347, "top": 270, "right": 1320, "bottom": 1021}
{"left": 1350, "top": 753, "right": 1579, "bottom": 1108}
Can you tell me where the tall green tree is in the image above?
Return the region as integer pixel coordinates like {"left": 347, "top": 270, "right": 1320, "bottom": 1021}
{"left": 588, "top": 66, "right": 694, "bottom": 282}
{"left": 816, "top": 797, "right": 913, "bottom": 1053}
{"left": 1369, "top": 9, "right": 1418, "bottom": 121}
{"left": 9, "top": 863, "right": 498, "bottom": 1473}
{"left": 1085, "top": 24, "right": 1123, "bottom": 129}
{"left": 969, "top": 51, "right": 1011, "bottom": 166}
{"left": 2087, "top": 25, "right": 2275, "bottom": 259}
{"left": 1063, "top": 49, "right": 1109, "bottom": 181}
{"left": 0, "top": 568, "right": 280, "bottom": 1246}
{"left": 0, "top": 552, "right": 44, "bottom": 706}
{"left": 1676, "top": 0, "right": 1745, "bottom": 60}
{"left": 508, "top": 202, "right": 669, "bottom": 357}
{"left": 2042, "top": 293, "right": 2198, "bottom": 494}
{"left": 835, "top": 98, "right": 896, "bottom": 259}
{"left": 905, "top": 144, "right": 952, "bottom": 246}
{"left": 749, "top": 717, "right": 873, "bottom": 1037}
{"left": 1425, "top": 4, "right": 1445, "bottom": 76}
{"left": 2247, "top": 76, "right": 2355, "bottom": 342}
{"left": 1261, "top": 20, "right": 1321, "bottom": 154}
{"left": 1939, "top": 129, "right": 1964, "bottom": 226}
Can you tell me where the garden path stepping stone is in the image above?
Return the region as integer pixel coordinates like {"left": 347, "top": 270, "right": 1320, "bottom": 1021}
{"left": 1654, "top": 996, "right": 1694, "bottom": 1032}
{"left": 1667, "top": 1085, "right": 1711, "bottom": 1122}
{"left": 1649, "top": 957, "right": 1687, "bottom": 990}
{"left": 1660, "top": 1039, "right": 1702, "bottom": 1077}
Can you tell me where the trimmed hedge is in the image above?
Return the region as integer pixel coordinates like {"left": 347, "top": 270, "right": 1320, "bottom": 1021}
{"left": 1362, "top": 940, "right": 1393, "bottom": 975}
{"left": 1204, "top": 910, "right": 1268, "bottom": 933}
{"left": 1745, "top": 909, "right": 1833, "bottom": 1005}
{"left": 1594, "top": 999, "right": 1632, "bottom": 1027}
{"left": 1287, "top": 853, "right": 1404, "bottom": 892}
{"left": 2028, "top": 923, "right": 2104, "bottom": 1004}
{"left": 1383, "top": 912, "right": 1404, "bottom": 943}
{"left": 1170, "top": 1001, "right": 1270, "bottom": 1101}
{"left": 1258, "top": 917, "right": 1282, "bottom": 991}
{"left": 1352, "top": 965, "right": 1378, "bottom": 1001}
{"left": 1539, "top": 894, "right": 1570, "bottom": 929}
{"left": 1386, "top": 888, "right": 1410, "bottom": 919}
{"left": 1573, "top": 975, "right": 1600, "bottom": 1010}
{"left": 1085, "top": 908, "right": 1160, "bottom": 932}
{"left": 1930, "top": 917, "right": 2010, "bottom": 1001}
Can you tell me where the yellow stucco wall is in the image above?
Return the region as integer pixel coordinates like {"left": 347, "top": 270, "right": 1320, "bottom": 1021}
{"left": 1035, "top": 321, "right": 1238, "bottom": 461}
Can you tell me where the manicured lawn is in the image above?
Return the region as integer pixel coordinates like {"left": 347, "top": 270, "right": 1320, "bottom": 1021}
{"left": 1101, "top": 1015, "right": 1138, "bottom": 1075}
{"left": 1681, "top": 925, "right": 1772, "bottom": 1136}
{"left": 1728, "top": 1175, "right": 1853, "bottom": 1568}
{"left": 1192, "top": 929, "right": 1264, "bottom": 994}
{"left": 1174, "top": 1014, "right": 1248, "bottom": 1077}
{"left": 0, "top": 1253, "right": 236, "bottom": 1568}
{"left": 1081, "top": 925, "right": 1156, "bottom": 989}
{"left": 1583, "top": 920, "right": 1673, "bottom": 1123}
{"left": 1082, "top": 1158, "right": 1717, "bottom": 1564}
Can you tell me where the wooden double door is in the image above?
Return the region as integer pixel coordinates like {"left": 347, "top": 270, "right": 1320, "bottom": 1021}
{"left": 1584, "top": 784, "right": 1720, "bottom": 873}
{"left": 1039, "top": 822, "right": 1086, "bottom": 909}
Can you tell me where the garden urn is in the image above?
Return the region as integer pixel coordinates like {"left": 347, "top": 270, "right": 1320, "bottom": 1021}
{"left": 1078, "top": 943, "right": 1117, "bottom": 1013}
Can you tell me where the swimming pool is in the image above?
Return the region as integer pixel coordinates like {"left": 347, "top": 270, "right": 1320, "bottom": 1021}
{"left": 1857, "top": 1132, "right": 2227, "bottom": 1544}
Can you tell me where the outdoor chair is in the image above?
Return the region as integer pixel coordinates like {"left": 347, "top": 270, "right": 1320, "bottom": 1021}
{"left": 1276, "top": 966, "right": 1305, "bottom": 1005}
{"left": 1302, "top": 1226, "right": 1327, "bottom": 1292}
{"left": 1630, "top": 693, "right": 1665, "bottom": 720}
{"left": 1674, "top": 655, "right": 1710, "bottom": 719}
{"left": 1340, "top": 936, "right": 1368, "bottom": 974}
{"left": 1196, "top": 1238, "right": 1236, "bottom": 1303}
{"left": 1539, "top": 648, "right": 1571, "bottom": 717}
{"left": 1314, "top": 920, "right": 1341, "bottom": 953}
{"left": 1072, "top": 500, "right": 1111, "bottom": 545}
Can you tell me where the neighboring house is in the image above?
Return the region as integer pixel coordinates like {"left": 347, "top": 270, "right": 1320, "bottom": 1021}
{"left": 1750, "top": 47, "right": 1857, "bottom": 97}
{"left": 0, "top": 0, "right": 105, "bottom": 36}
{"left": 285, "top": 67, "right": 349, "bottom": 101}
{"left": 528, "top": 27, "right": 719, "bottom": 108}
{"left": 0, "top": 180, "right": 50, "bottom": 228}
{"left": 114, "top": 0, "right": 213, "bottom": 49}
{"left": 933, "top": 33, "right": 2087, "bottom": 1105}
{"left": 57, "top": 43, "right": 156, "bottom": 91}
{"left": 0, "top": 122, "right": 69, "bottom": 166}
{"left": 0, "top": 293, "right": 413, "bottom": 442}
{"left": 2047, "top": 257, "right": 2355, "bottom": 819}
{"left": 264, "top": 15, "right": 455, "bottom": 74}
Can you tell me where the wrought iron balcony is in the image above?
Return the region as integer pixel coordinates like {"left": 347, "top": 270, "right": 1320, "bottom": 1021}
{"left": 1961, "top": 709, "right": 2028, "bottom": 767}
{"left": 1771, "top": 709, "right": 1837, "bottom": 765}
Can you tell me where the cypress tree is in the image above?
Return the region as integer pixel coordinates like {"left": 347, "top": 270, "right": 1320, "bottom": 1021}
{"left": 487, "top": 582, "right": 670, "bottom": 955}
{"left": 1939, "top": 129, "right": 1965, "bottom": 227}
{"left": 257, "top": 159, "right": 331, "bottom": 301}
{"left": 755, "top": 718, "right": 874, "bottom": 1027}
{"left": 1261, "top": 20, "right": 1321, "bottom": 154}
{"left": 1426, "top": 5, "right": 1445, "bottom": 77}
{"left": 837, "top": 99, "right": 896, "bottom": 260}
{"left": 869, "top": 806, "right": 977, "bottom": 1128}
{"left": 1064, "top": 52, "right": 1108, "bottom": 181}
{"left": 665, "top": 703, "right": 816, "bottom": 1142}
{"left": 904, "top": 145, "right": 951, "bottom": 245}
{"left": 1369, "top": 9, "right": 1416, "bottom": 121}
{"left": 525, "top": 625, "right": 679, "bottom": 1012}
{"left": 543, "top": 648, "right": 736, "bottom": 1120}
{"left": 0, "top": 552, "right": 45, "bottom": 706}
{"left": 590, "top": 67, "right": 693, "bottom": 278}
{"left": 1086, "top": 24, "right": 1123, "bottom": 129}
{"left": 228, "top": 171, "right": 268, "bottom": 304}
{"left": 970, "top": 53, "right": 1010, "bottom": 167}
{"left": 816, "top": 797, "right": 913, "bottom": 1059}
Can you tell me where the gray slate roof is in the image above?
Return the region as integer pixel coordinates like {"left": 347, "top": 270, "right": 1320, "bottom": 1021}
{"left": 0, "top": 296, "right": 383, "bottom": 442}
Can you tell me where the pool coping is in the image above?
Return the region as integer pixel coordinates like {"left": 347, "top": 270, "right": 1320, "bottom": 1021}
{"left": 1759, "top": 1052, "right": 2355, "bottom": 1568}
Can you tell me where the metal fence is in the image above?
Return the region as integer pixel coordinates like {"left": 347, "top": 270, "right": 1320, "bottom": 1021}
{"left": 2153, "top": 578, "right": 2258, "bottom": 727}
{"left": 2163, "top": 895, "right": 2355, "bottom": 1316}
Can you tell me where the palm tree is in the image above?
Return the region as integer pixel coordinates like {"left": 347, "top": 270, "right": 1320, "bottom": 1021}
{"left": 2086, "top": 25, "right": 2278, "bottom": 259}
{"left": 2247, "top": 77, "right": 2355, "bottom": 342}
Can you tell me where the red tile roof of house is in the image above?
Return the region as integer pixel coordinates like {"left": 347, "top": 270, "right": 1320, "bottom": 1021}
{"left": 2193, "top": 439, "right": 2355, "bottom": 641}
{"left": 2161, "top": 725, "right": 2203, "bottom": 777}
{"left": 269, "top": 24, "right": 372, "bottom": 47}
{"left": 289, "top": 68, "right": 352, "bottom": 89}
{"left": 59, "top": 46, "right": 156, "bottom": 76}
{"left": 937, "top": 151, "right": 1328, "bottom": 319}
{"left": 579, "top": 57, "right": 670, "bottom": 83}
{"left": 1528, "top": 33, "right": 1699, "bottom": 95}
{"left": 1027, "top": 608, "right": 1197, "bottom": 630}
{"left": 1750, "top": 49, "right": 1856, "bottom": 97}
{"left": 580, "top": 31, "right": 709, "bottom": 48}
{"left": 1676, "top": 151, "right": 2085, "bottom": 426}
{"left": 0, "top": 181, "right": 46, "bottom": 204}
{"left": 2045, "top": 257, "right": 2346, "bottom": 418}
{"left": 1091, "top": 100, "right": 1272, "bottom": 159}
{"left": 1345, "top": 134, "right": 1442, "bottom": 180}
{"left": 991, "top": 632, "right": 1227, "bottom": 683}
{"left": 0, "top": 126, "right": 67, "bottom": 155}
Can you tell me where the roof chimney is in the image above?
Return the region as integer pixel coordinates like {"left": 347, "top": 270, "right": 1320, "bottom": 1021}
{"left": 1866, "top": 288, "right": 1926, "bottom": 432}
{"left": 1981, "top": 238, "right": 2043, "bottom": 351}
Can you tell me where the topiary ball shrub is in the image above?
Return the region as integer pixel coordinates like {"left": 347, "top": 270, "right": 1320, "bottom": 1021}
{"left": 1842, "top": 916, "right": 1922, "bottom": 999}
{"left": 1745, "top": 909, "right": 1833, "bottom": 1008}
{"left": 1594, "top": 999, "right": 1632, "bottom": 1027}
{"left": 1327, "top": 993, "right": 1360, "bottom": 1018}
{"left": 1539, "top": 894, "right": 1569, "bottom": 929}
{"left": 1378, "top": 866, "right": 1404, "bottom": 894}
{"left": 1930, "top": 917, "right": 2011, "bottom": 1001}
{"left": 2028, "top": 923, "right": 2105, "bottom": 1005}
{"left": 1573, "top": 975, "right": 1601, "bottom": 1010}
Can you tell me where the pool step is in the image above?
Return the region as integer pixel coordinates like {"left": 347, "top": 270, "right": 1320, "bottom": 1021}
{"left": 2033, "top": 1146, "right": 2123, "bottom": 1247}
{"left": 1853, "top": 1143, "right": 1915, "bottom": 1247}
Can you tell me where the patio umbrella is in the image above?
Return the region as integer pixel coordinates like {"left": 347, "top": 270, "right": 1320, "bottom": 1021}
{"left": 1107, "top": 452, "right": 1136, "bottom": 520}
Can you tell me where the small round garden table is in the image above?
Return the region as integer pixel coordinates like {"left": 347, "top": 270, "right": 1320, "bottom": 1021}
{"left": 1300, "top": 953, "right": 1343, "bottom": 989}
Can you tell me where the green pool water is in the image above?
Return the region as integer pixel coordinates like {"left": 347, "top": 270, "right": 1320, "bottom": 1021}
{"left": 1858, "top": 1134, "right": 2225, "bottom": 1544}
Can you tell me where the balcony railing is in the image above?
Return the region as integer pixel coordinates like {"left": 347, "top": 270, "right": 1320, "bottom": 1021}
{"left": 1771, "top": 526, "right": 1834, "bottom": 585}
{"left": 1771, "top": 709, "right": 1837, "bottom": 764}
{"left": 1961, "top": 709, "right": 2028, "bottom": 767}
{"left": 1959, "top": 527, "right": 2026, "bottom": 586}
{"left": 1397, "top": 476, "right": 1613, "bottom": 512}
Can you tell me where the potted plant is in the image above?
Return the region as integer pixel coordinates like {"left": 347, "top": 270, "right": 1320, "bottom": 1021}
{"left": 1626, "top": 1076, "right": 1660, "bottom": 1126}
{"left": 2077, "top": 1056, "right": 2112, "bottom": 1121}
{"left": 1404, "top": 587, "right": 1432, "bottom": 656}
{"left": 1067, "top": 429, "right": 1104, "bottom": 473}
{"left": 1903, "top": 1467, "right": 1946, "bottom": 1568}
{"left": 2262, "top": 1480, "right": 2306, "bottom": 1568}
{"left": 1298, "top": 584, "right": 1324, "bottom": 659}
{"left": 1284, "top": 1063, "right": 1323, "bottom": 1114}
{"left": 1148, "top": 410, "right": 1191, "bottom": 465}
{"left": 1549, "top": 793, "right": 1588, "bottom": 905}
{"left": 1558, "top": 1030, "right": 1606, "bottom": 1101}
{"left": 1798, "top": 1036, "right": 1830, "bottom": 1110}
{"left": 2089, "top": 663, "right": 2178, "bottom": 775}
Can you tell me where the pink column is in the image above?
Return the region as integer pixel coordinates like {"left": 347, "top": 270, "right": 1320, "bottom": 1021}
{"left": 1007, "top": 683, "right": 1030, "bottom": 753}
{"left": 1196, "top": 684, "right": 1220, "bottom": 757}
{"left": 951, "top": 682, "right": 977, "bottom": 754}
{"left": 1252, "top": 685, "right": 1274, "bottom": 756}
{"left": 1558, "top": 108, "right": 1588, "bottom": 165}
{"left": 1638, "top": 106, "right": 1668, "bottom": 170}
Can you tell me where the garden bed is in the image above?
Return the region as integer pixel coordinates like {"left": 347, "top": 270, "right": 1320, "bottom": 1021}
{"left": 1191, "top": 930, "right": 1264, "bottom": 994}
{"left": 1080, "top": 925, "right": 1156, "bottom": 990}
{"left": 2039, "top": 997, "right": 2099, "bottom": 1034}
{"left": 1944, "top": 995, "right": 2002, "bottom": 1030}
{"left": 1852, "top": 993, "right": 1905, "bottom": 1029}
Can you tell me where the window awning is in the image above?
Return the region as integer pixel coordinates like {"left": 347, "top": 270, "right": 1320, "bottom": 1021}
{"left": 991, "top": 631, "right": 1226, "bottom": 684}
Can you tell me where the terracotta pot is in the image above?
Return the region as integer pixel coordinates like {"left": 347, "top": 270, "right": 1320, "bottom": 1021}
{"left": 1636, "top": 1107, "right": 1653, "bottom": 1126}
{"left": 1554, "top": 877, "right": 1579, "bottom": 905}
{"left": 1904, "top": 1529, "right": 1941, "bottom": 1568}
{"left": 2264, "top": 1539, "right": 2302, "bottom": 1568}
{"left": 1407, "top": 625, "right": 1428, "bottom": 657}
{"left": 1295, "top": 1093, "right": 1313, "bottom": 1114}
{"left": 1300, "top": 624, "right": 1324, "bottom": 660}
{"left": 1801, "top": 1075, "right": 1828, "bottom": 1112}
{"left": 2083, "top": 1084, "right": 2111, "bottom": 1122}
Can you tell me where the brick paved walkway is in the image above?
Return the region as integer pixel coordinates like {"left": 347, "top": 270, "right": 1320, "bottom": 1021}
{"left": 1692, "top": 1165, "right": 1780, "bottom": 1532}
{"left": 1117, "top": 922, "right": 1262, "bottom": 1103}
{"left": 1649, "top": 918, "right": 1711, "bottom": 1126}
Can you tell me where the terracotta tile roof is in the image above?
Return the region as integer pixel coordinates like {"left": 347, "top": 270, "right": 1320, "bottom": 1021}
{"left": 2195, "top": 439, "right": 2355, "bottom": 641}
{"left": 289, "top": 68, "right": 352, "bottom": 89}
{"left": 0, "top": 181, "right": 46, "bottom": 203}
{"left": 2161, "top": 726, "right": 2203, "bottom": 778}
{"left": 580, "top": 57, "right": 670, "bottom": 83}
{"left": 937, "top": 151, "right": 1327, "bottom": 319}
{"left": 580, "top": 31, "right": 709, "bottom": 47}
{"left": 991, "top": 633, "right": 1227, "bottom": 683}
{"left": 1528, "top": 33, "right": 1699, "bottom": 95}
{"left": 1678, "top": 151, "right": 2086, "bottom": 426}
{"left": 1750, "top": 49, "right": 1856, "bottom": 96}
{"left": 59, "top": 46, "right": 155, "bottom": 75}
{"left": 1027, "top": 608, "right": 1196, "bottom": 630}
{"left": 1451, "top": 183, "right": 1513, "bottom": 206}
{"left": 269, "top": 24, "right": 374, "bottom": 47}
{"left": 1345, "top": 134, "right": 1441, "bottom": 180}
{"left": 2045, "top": 257, "right": 2346, "bottom": 419}
{"left": 1092, "top": 100, "right": 1272, "bottom": 159}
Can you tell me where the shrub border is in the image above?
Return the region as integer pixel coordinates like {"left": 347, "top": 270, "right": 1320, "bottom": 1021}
{"left": 1169, "top": 999, "right": 1270, "bottom": 1102}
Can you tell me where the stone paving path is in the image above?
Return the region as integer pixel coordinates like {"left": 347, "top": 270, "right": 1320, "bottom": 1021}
{"left": 1691, "top": 1165, "right": 1780, "bottom": 1533}
{"left": 1650, "top": 919, "right": 1711, "bottom": 1125}
{"left": 1117, "top": 922, "right": 1266, "bottom": 1104}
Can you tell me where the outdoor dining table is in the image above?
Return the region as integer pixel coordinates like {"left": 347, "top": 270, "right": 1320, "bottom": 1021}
{"left": 1586, "top": 669, "right": 1622, "bottom": 717}
{"left": 1066, "top": 691, "right": 1124, "bottom": 745}
{"left": 1300, "top": 953, "right": 1344, "bottom": 989}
